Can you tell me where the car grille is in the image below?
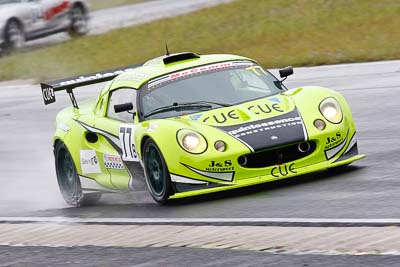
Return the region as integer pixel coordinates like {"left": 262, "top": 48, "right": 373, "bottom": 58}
{"left": 238, "top": 141, "right": 317, "bottom": 168}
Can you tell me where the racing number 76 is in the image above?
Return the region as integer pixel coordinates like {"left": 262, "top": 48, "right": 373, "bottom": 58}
{"left": 119, "top": 126, "right": 139, "bottom": 162}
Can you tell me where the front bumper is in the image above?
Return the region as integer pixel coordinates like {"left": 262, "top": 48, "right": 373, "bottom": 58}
{"left": 170, "top": 126, "right": 365, "bottom": 199}
{"left": 170, "top": 153, "right": 365, "bottom": 199}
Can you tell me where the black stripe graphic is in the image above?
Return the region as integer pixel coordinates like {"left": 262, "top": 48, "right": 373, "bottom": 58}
{"left": 217, "top": 109, "right": 306, "bottom": 152}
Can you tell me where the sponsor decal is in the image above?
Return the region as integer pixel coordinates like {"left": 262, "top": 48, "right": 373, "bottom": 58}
{"left": 182, "top": 163, "right": 234, "bottom": 182}
{"left": 103, "top": 154, "right": 124, "bottom": 170}
{"left": 59, "top": 69, "right": 133, "bottom": 87}
{"left": 119, "top": 125, "right": 139, "bottom": 162}
{"left": 201, "top": 101, "right": 284, "bottom": 124}
{"left": 148, "top": 61, "right": 253, "bottom": 89}
{"left": 325, "top": 132, "right": 343, "bottom": 149}
{"left": 44, "top": 1, "right": 70, "bottom": 21}
{"left": 247, "top": 103, "right": 283, "bottom": 114}
{"left": 80, "top": 150, "right": 101, "bottom": 174}
{"left": 227, "top": 117, "right": 302, "bottom": 136}
{"left": 206, "top": 160, "right": 234, "bottom": 172}
{"left": 271, "top": 163, "right": 297, "bottom": 178}
{"left": 41, "top": 86, "right": 55, "bottom": 105}
{"left": 75, "top": 121, "right": 144, "bottom": 183}
{"left": 202, "top": 109, "right": 240, "bottom": 124}
{"left": 324, "top": 131, "right": 349, "bottom": 160}
{"left": 218, "top": 109, "right": 307, "bottom": 152}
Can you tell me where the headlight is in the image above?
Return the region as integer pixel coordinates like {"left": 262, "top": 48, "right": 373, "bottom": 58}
{"left": 319, "top": 97, "right": 343, "bottom": 124}
{"left": 177, "top": 129, "right": 207, "bottom": 154}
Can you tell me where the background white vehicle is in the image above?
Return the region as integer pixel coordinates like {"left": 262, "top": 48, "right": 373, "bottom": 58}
{"left": 0, "top": 0, "right": 89, "bottom": 51}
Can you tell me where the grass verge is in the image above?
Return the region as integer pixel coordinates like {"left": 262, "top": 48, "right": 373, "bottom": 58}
{"left": 0, "top": 0, "right": 399, "bottom": 81}
{"left": 89, "top": 0, "right": 151, "bottom": 11}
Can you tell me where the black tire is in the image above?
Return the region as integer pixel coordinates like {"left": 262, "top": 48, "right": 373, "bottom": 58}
{"left": 143, "top": 139, "right": 172, "bottom": 204}
{"left": 68, "top": 5, "right": 88, "bottom": 37}
{"left": 3, "top": 19, "right": 25, "bottom": 52}
{"left": 54, "top": 142, "right": 101, "bottom": 206}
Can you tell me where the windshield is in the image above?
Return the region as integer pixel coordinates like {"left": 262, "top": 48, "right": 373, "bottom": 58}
{"left": 139, "top": 60, "right": 284, "bottom": 120}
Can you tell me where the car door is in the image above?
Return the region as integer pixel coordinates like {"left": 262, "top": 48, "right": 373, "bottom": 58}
{"left": 94, "top": 87, "right": 146, "bottom": 191}
{"left": 15, "top": 0, "right": 43, "bottom": 36}
{"left": 34, "top": 0, "right": 70, "bottom": 34}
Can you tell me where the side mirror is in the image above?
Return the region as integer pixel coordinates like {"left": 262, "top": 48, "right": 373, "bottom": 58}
{"left": 114, "top": 102, "right": 133, "bottom": 113}
{"left": 279, "top": 66, "right": 294, "bottom": 79}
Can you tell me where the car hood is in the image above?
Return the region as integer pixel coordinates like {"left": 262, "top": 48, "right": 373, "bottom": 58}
{"left": 181, "top": 94, "right": 307, "bottom": 152}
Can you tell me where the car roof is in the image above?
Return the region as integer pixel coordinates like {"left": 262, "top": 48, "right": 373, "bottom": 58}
{"left": 107, "top": 53, "right": 254, "bottom": 91}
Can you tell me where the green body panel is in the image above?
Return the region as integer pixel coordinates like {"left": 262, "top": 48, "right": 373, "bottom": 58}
{"left": 131, "top": 86, "right": 358, "bottom": 184}
{"left": 52, "top": 53, "right": 365, "bottom": 199}
{"left": 54, "top": 100, "right": 128, "bottom": 191}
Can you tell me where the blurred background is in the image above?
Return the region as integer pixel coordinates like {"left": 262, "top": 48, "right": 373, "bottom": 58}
{"left": 0, "top": 0, "right": 399, "bottom": 82}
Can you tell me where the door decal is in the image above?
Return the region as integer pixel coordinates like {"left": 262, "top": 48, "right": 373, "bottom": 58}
{"left": 119, "top": 125, "right": 139, "bottom": 162}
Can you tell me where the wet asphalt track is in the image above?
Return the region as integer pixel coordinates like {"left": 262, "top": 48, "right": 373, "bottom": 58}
{"left": 1, "top": 246, "right": 399, "bottom": 267}
{"left": 0, "top": 60, "right": 399, "bottom": 219}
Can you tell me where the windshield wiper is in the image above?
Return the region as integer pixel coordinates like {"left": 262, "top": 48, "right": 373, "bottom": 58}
{"left": 178, "top": 101, "right": 232, "bottom": 107}
{"left": 144, "top": 102, "right": 213, "bottom": 118}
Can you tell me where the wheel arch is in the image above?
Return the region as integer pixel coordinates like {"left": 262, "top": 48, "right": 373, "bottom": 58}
{"left": 140, "top": 135, "right": 151, "bottom": 158}
{"left": 3, "top": 17, "right": 24, "bottom": 37}
{"left": 139, "top": 134, "right": 172, "bottom": 162}
{"left": 53, "top": 138, "right": 62, "bottom": 150}
{"left": 71, "top": 1, "right": 89, "bottom": 16}
{"left": 53, "top": 138, "right": 73, "bottom": 158}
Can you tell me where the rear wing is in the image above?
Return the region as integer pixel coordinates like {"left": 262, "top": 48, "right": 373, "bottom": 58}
{"left": 40, "top": 64, "right": 142, "bottom": 108}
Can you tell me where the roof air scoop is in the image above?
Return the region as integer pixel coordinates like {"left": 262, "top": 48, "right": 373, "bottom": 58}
{"left": 163, "top": 52, "right": 200, "bottom": 65}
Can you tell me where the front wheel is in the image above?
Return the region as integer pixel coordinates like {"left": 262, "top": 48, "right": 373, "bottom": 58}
{"left": 3, "top": 20, "right": 25, "bottom": 51}
{"left": 143, "top": 139, "right": 172, "bottom": 204}
{"left": 54, "top": 142, "right": 101, "bottom": 206}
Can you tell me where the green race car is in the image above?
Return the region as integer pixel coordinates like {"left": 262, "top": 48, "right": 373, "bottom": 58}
{"left": 40, "top": 52, "right": 365, "bottom": 206}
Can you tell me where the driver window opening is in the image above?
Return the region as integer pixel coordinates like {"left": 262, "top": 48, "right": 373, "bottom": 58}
{"left": 107, "top": 88, "right": 137, "bottom": 122}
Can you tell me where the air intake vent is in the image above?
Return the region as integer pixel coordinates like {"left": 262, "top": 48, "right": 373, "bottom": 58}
{"left": 163, "top": 52, "right": 200, "bottom": 65}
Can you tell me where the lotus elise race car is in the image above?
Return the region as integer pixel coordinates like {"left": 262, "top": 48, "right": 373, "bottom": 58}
{"left": 40, "top": 52, "right": 365, "bottom": 205}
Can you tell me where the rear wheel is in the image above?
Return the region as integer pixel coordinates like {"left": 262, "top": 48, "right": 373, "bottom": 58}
{"left": 54, "top": 142, "right": 101, "bottom": 206}
{"left": 68, "top": 5, "right": 88, "bottom": 37}
{"left": 3, "top": 20, "right": 25, "bottom": 51}
{"left": 143, "top": 139, "right": 172, "bottom": 204}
